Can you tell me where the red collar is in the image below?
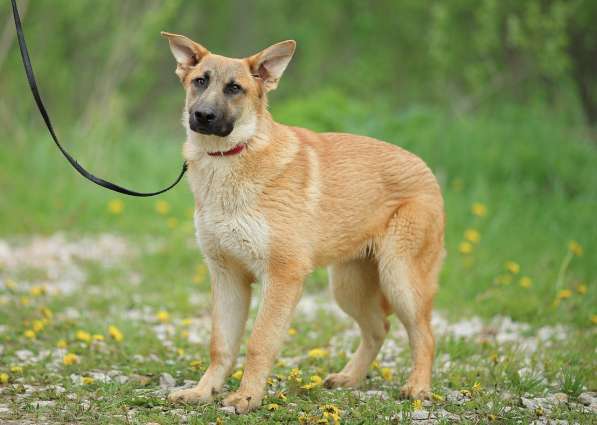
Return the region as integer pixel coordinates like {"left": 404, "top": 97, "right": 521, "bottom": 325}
{"left": 207, "top": 143, "right": 245, "bottom": 157}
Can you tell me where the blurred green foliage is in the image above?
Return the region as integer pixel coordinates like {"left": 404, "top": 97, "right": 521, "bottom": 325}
{"left": 1, "top": 0, "right": 596, "bottom": 139}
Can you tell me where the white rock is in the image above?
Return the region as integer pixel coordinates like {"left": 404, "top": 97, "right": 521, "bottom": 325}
{"left": 578, "top": 391, "right": 596, "bottom": 406}
{"left": 220, "top": 406, "right": 236, "bottom": 414}
{"left": 31, "top": 400, "right": 55, "bottom": 408}
{"left": 15, "top": 350, "right": 34, "bottom": 361}
{"left": 411, "top": 409, "right": 431, "bottom": 420}
{"left": 160, "top": 373, "right": 176, "bottom": 389}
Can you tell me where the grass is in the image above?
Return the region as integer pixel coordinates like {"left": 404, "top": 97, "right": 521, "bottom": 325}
{"left": 0, "top": 95, "right": 596, "bottom": 423}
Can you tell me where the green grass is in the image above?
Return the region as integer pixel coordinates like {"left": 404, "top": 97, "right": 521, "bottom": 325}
{"left": 1, "top": 96, "right": 596, "bottom": 423}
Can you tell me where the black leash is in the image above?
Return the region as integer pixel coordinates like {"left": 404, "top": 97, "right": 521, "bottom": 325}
{"left": 10, "top": 0, "right": 187, "bottom": 197}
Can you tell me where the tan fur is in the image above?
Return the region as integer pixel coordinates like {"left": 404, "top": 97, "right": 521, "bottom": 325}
{"left": 162, "top": 32, "right": 445, "bottom": 413}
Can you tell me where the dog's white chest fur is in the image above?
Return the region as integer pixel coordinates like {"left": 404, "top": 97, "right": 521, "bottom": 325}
{"left": 189, "top": 163, "right": 269, "bottom": 276}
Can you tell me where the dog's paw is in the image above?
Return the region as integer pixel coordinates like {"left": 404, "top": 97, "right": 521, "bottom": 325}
{"left": 399, "top": 383, "right": 431, "bottom": 400}
{"left": 323, "top": 372, "right": 360, "bottom": 389}
{"left": 222, "top": 391, "right": 262, "bottom": 414}
{"left": 168, "top": 386, "right": 214, "bottom": 404}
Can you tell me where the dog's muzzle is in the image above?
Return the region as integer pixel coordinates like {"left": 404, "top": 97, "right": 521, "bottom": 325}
{"left": 189, "top": 107, "right": 234, "bottom": 137}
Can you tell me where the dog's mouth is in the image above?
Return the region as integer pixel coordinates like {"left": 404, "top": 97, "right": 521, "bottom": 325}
{"left": 191, "top": 124, "right": 234, "bottom": 137}
{"left": 207, "top": 143, "right": 246, "bottom": 157}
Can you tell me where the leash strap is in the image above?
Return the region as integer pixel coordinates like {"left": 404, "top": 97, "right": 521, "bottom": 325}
{"left": 11, "top": 0, "right": 187, "bottom": 197}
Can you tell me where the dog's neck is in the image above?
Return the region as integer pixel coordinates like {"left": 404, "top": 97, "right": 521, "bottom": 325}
{"left": 183, "top": 110, "right": 300, "bottom": 210}
{"left": 182, "top": 109, "right": 273, "bottom": 163}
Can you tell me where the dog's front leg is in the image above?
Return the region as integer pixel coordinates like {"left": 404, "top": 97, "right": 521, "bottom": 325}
{"left": 169, "top": 261, "right": 252, "bottom": 404}
{"left": 223, "top": 271, "right": 304, "bottom": 413}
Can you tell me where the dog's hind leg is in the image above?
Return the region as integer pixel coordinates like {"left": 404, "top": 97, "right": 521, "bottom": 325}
{"left": 377, "top": 201, "right": 443, "bottom": 400}
{"left": 169, "top": 260, "right": 252, "bottom": 404}
{"left": 324, "top": 258, "right": 389, "bottom": 389}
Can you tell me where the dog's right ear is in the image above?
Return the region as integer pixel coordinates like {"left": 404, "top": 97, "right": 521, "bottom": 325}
{"left": 161, "top": 32, "right": 209, "bottom": 81}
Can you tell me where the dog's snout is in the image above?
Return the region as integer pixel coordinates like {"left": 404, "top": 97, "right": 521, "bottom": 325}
{"left": 194, "top": 109, "right": 217, "bottom": 124}
{"left": 188, "top": 105, "right": 233, "bottom": 137}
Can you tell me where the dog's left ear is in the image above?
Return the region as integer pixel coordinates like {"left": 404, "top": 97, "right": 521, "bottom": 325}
{"left": 161, "top": 31, "right": 209, "bottom": 81}
{"left": 247, "top": 40, "right": 296, "bottom": 92}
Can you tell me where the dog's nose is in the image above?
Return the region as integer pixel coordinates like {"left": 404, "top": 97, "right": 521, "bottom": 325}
{"left": 194, "top": 109, "right": 216, "bottom": 124}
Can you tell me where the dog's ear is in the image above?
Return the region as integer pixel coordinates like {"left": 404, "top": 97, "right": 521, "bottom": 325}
{"left": 161, "top": 32, "right": 209, "bottom": 80}
{"left": 247, "top": 40, "right": 296, "bottom": 92}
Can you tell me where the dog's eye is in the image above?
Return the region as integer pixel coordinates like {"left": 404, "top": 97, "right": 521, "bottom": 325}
{"left": 193, "top": 77, "right": 208, "bottom": 88}
{"left": 224, "top": 83, "right": 242, "bottom": 95}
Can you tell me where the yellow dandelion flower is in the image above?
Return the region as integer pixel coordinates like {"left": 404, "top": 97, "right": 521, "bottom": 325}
{"left": 519, "top": 276, "right": 533, "bottom": 288}
{"left": 232, "top": 369, "right": 243, "bottom": 380}
{"left": 568, "top": 240, "right": 583, "bottom": 256}
{"left": 300, "top": 382, "right": 318, "bottom": 390}
{"left": 32, "top": 320, "right": 45, "bottom": 333}
{"left": 76, "top": 330, "right": 91, "bottom": 342}
{"left": 176, "top": 348, "right": 185, "bottom": 357}
{"left": 108, "top": 325, "right": 124, "bottom": 342}
{"left": 458, "top": 241, "right": 473, "bottom": 254}
{"left": 155, "top": 200, "right": 171, "bottom": 215}
{"left": 10, "top": 366, "right": 23, "bottom": 374}
{"left": 20, "top": 296, "right": 31, "bottom": 306}
{"left": 432, "top": 392, "right": 445, "bottom": 402}
{"left": 381, "top": 367, "right": 393, "bottom": 381}
{"left": 181, "top": 318, "right": 193, "bottom": 326}
{"left": 107, "top": 199, "right": 124, "bottom": 215}
{"left": 82, "top": 376, "right": 94, "bottom": 385}
{"left": 464, "top": 228, "right": 480, "bottom": 244}
{"left": 371, "top": 360, "right": 380, "bottom": 370}
{"left": 310, "top": 375, "right": 323, "bottom": 385}
{"left": 412, "top": 399, "right": 423, "bottom": 411}
{"left": 576, "top": 283, "right": 587, "bottom": 295}
{"left": 63, "top": 353, "right": 79, "bottom": 365}
{"left": 40, "top": 307, "right": 53, "bottom": 320}
{"left": 288, "top": 327, "right": 297, "bottom": 336}
{"left": 181, "top": 330, "right": 190, "bottom": 338}
{"left": 5, "top": 279, "right": 17, "bottom": 290}
{"left": 460, "top": 389, "right": 471, "bottom": 397}
{"left": 24, "top": 329, "right": 36, "bottom": 339}
{"left": 472, "top": 381, "right": 482, "bottom": 392}
{"left": 190, "top": 360, "right": 202, "bottom": 369}
{"left": 505, "top": 261, "right": 520, "bottom": 274}
{"left": 288, "top": 368, "right": 302, "bottom": 383}
{"left": 92, "top": 334, "right": 104, "bottom": 341}
{"left": 166, "top": 217, "right": 178, "bottom": 229}
{"left": 57, "top": 339, "right": 68, "bottom": 349}
{"left": 308, "top": 348, "right": 328, "bottom": 359}
{"left": 157, "top": 310, "right": 170, "bottom": 323}
{"left": 591, "top": 314, "right": 597, "bottom": 325}
{"left": 472, "top": 202, "right": 487, "bottom": 217}
{"left": 0, "top": 373, "right": 9, "bottom": 384}
{"left": 557, "top": 289, "right": 572, "bottom": 300}
{"left": 321, "top": 404, "right": 341, "bottom": 416}
{"left": 29, "top": 286, "right": 46, "bottom": 297}
{"left": 267, "top": 403, "right": 279, "bottom": 411}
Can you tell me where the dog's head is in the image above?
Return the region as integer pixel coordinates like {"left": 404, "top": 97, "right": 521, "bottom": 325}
{"left": 162, "top": 32, "right": 295, "bottom": 153}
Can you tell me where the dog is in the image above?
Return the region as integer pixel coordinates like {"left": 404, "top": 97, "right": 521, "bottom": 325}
{"left": 161, "top": 32, "right": 445, "bottom": 414}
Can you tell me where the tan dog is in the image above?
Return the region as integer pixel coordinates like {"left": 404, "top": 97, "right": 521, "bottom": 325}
{"left": 162, "top": 32, "right": 445, "bottom": 414}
